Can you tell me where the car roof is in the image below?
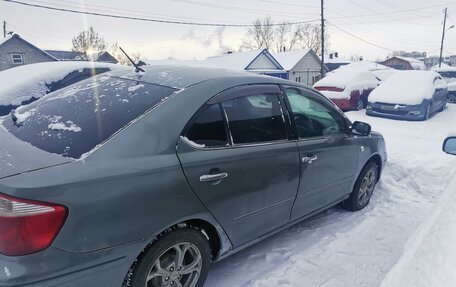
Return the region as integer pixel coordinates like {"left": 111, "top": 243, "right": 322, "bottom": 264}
{"left": 114, "top": 65, "right": 288, "bottom": 89}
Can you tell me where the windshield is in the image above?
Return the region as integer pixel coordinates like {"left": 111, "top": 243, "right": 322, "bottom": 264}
{"left": 2, "top": 75, "right": 177, "bottom": 159}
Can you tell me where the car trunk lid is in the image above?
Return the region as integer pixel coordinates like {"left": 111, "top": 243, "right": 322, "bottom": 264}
{"left": 0, "top": 123, "right": 72, "bottom": 179}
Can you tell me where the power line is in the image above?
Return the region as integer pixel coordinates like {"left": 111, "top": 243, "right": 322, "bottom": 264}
{"left": 327, "top": 21, "right": 394, "bottom": 52}
{"left": 2, "top": 0, "right": 319, "bottom": 27}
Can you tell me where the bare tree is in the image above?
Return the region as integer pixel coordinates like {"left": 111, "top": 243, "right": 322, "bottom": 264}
{"left": 240, "top": 17, "right": 275, "bottom": 51}
{"left": 241, "top": 17, "right": 329, "bottom": 54}
{"left": 110, "top": 43, "right": 143, "bottom": 66}
{"left": 72, "top": 27, "right": 107, "bottom": 55}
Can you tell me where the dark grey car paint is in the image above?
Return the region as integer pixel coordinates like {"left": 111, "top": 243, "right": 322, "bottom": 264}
{"left": 0, "top": 66, "right": 386, "bottom": 287}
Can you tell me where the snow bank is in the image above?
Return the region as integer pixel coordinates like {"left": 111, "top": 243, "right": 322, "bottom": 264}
{"left": 380, "top": 168, "right": 456, "bottom": 287}
{"left": 0, "top": 61, "right": 125, "bottom": 106}
{"left": 369, "top": 70, "right": 442, "bottom": 105}
{"left": 313, "top": 69, "right": 378, "bottom": 99}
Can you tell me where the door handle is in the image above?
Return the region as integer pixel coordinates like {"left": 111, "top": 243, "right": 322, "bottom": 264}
{"left": 302, "top": 154, "right": 318, "bottom": 164}
{"left": 199, "top": 172, "right": 229, "bottom": 182}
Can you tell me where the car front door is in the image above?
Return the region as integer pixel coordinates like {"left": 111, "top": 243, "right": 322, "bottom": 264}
{"left": 177, "top": 85, "right": 300, "bottom": 247}
{"left": 283, "top": 86, "right": 360, "bottom": 221}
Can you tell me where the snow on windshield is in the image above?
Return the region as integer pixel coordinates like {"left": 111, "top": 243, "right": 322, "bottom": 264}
{"left": 0, "top": 61, "right": 125, "bottom": 106}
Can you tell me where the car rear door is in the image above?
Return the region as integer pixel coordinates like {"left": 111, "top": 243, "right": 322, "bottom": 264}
{"left": 283, "top": 86, "right": 360, "bottom": 221}
{"left": 177, "top": 84, "right": 300, "bottom": 247}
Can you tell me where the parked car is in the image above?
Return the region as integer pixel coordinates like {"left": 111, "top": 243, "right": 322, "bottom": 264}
{"left": 0, "top": 61, "right": 125, "bottom": 116}
{"left": 0, "top": 66, "right": 387, "bottom": 287}
{"left": 447, "top": 82, "right": 456, "bottom": 104}
{"left": 434, "top": 66, "right": 456, "bottom": 84}
{"left": 314, "top": 69, "right": 379, "bottom": 111}
{"left": 367, "top": 70, "right": 448, "bottom": 121}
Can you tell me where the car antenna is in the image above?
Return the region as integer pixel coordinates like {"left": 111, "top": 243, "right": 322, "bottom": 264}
{"left": 119, "top": 47, "right": 145, "bottom": 73}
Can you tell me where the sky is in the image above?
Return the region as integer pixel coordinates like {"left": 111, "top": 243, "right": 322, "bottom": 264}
{"left": 1, "top": 0, "right": 455, "bottom": 62}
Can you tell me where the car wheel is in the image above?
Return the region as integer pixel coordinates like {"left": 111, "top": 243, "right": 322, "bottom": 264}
{"left": 343, "top": 161, "right": 378, "bottom": 211}
{"left": 125, "top": 226, "right": 211, "bottom": 287}
{"left": 448, "top": 94, "right": 456, "bottom": 104}
{"left": 356, "top": 99, "right": 364, "bottom": 111}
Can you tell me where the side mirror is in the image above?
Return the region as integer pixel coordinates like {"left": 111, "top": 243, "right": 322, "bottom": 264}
{"left": 351, "top": 121, "right": 371, "bottom": 136}
{"left": 443, "top": 137, "right": 456, "bottom": 155}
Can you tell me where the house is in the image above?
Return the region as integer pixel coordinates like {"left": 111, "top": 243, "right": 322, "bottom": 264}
{"left": 271, "top": 49, "right": 324, "bottom": 85}
{"left": 380, "top": 56, "right": 426, "bottom": 70}
{"left": 46, "top": 50, "right": 119, "bottom": 64}
{"left": 324, "top": 52, "right": 352, "bottom": 71}
{"left": 45, "top": 50, "right": 86, "bottom": 61}
{"left": 204, "top": 49, "right": 287, "bottom": 78}
{"left": 0, "top": 34, "right": 57, "bottom": 71}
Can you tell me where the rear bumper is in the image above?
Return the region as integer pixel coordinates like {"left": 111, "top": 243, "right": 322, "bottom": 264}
{"left": 0, "top": 240, "right": 147, "bottom": 287}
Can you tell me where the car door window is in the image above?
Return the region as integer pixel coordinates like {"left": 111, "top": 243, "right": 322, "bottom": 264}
{"left": 185, "top": 104, "right": 229, "bottom": 147}
{"left": 285, "top": 88, "right": 343, "bottom": 139}
{"left": 221, "top": 93, "right": 287, "bottom": 144}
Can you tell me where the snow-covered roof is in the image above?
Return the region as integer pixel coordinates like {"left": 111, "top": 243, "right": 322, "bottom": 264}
{"left": 0, "top": 35, "right": 13, "bottom": 47}
{"left": 0, "top": 61, "right": 126, "bottom": 106}
{"left": 204, "top": 49, "right": 283, "bottom": 71}
{"left": 369, "top": 70, "right": 442, "bottom": 105}
{"left": 395, "top": 56, "right": 426, "bottom": 70}
{"left": 271, "top": 49, "right": 312, "bottom": 71}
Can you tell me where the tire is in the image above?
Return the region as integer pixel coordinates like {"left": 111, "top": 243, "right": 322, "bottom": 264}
{"left": 126, "top": 226, "right": 212, "bottom": 287}
{"left": 356, "top": 99, "right": 364, "bottom": 111}
{"left": 343, "top": 161, "right": 378, "bottom": 211}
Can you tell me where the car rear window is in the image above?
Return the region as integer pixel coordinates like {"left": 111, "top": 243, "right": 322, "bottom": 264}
{"left": 2, "top": 75, "right": 177, "bottom": 159}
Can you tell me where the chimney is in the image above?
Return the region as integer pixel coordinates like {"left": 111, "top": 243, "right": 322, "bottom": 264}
{"left": 335, "top": 52, "right": 339, "bottom": 58}
{"left": 329, "top": 53, "right": 333, "bottom": 59}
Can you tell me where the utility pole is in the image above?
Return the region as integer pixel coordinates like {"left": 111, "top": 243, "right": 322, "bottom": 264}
{"left": 3, "top": 21, "right": 6, "bottom": 38}
{"left": 439, "top": 8, "right": 448, "bottom": 68}
{"left": 320, "top": 0, "right": 325, "bottom": 79}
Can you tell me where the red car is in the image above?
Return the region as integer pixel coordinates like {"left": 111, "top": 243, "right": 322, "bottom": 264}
{"left": 314, "top": 69, "right": 379, "bottom": 111}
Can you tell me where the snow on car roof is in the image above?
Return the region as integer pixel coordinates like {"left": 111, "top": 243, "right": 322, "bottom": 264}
{"left": 368, "top": 70, "right": 442, "bottom": 105}
{"left": 0, "top": 61, "right": 125, "bottom": 106}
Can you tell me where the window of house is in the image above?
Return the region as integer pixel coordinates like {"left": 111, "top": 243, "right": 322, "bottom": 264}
{"left": 185, "top": 104, "right": 229, "bottom": 147}
{"left": 221, "top": 93, "right": 287, "bottom": 144}
{"left": 11, "top": 54, "right": 23, "bottom": 64}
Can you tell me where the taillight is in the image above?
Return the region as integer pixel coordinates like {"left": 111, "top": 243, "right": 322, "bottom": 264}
{"left": 0, "top": 193, "right": 67, "bottom": 256}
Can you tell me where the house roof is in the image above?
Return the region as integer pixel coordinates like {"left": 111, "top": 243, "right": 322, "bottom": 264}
{"left": 0, "top": 34, "right": 58, "bottom": 61}
{"left": 271, "top": 49, "right": 313, "bottom": 71}
{"left": 394, "top": 56, "right": 426, "bottom": 70}
{"left": 45, "top": 50, "right": 86, "bottom": 61}
{"left": 204, "top": 49, "right": 283, "bottom": 71}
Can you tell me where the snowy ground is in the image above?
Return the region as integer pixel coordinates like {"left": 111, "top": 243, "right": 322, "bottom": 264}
{"left": 205, "top": 105, "right": 456, "bottom": 287}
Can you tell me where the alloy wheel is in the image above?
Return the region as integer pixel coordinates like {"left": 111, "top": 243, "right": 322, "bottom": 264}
{"left": 145, "top": 242, "right": 202, "bottom": 287}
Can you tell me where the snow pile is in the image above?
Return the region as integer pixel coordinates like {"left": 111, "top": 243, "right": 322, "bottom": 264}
{"left": 380, "top": 166, "right": 456, "bottom": 287}
{"left": 369, "top": 70, "right": 443, "bottom": 105}
{"left": 0, "top": 61, "right": 125, "bottom": 106}
{"left": 313, "top": 69, "right": 378, "bottom": 99}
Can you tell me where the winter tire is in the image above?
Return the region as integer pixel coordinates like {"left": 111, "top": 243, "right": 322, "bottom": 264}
{"left": 126, "top": 226, "right": 212, "bottom": 287}
{"left": 343, "top": 161, "right": 378, "bottom": 211}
